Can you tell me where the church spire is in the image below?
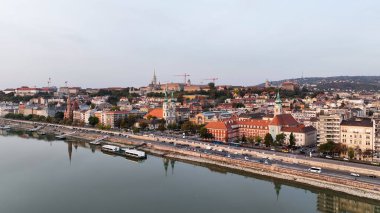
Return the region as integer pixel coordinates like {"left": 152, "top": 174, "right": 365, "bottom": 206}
{"left": 274, "top": 89, "right": 283, "bottom": 116}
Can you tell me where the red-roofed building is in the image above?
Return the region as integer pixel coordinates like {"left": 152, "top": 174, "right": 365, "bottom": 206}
{"left": 282, "top": 125, "right": 317, "bottom": 146}
{"left": 144, "top": 108, "right": 164, "bottom": 119}
{"left": 205, "top": 120, "right": 238, "bottom": 142}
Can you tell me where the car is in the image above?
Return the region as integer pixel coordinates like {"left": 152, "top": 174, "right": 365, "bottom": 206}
{"left": 343, "top": 157, "right": 349, "bottom": 161}
{"left": 350, "top": 173, "right": 360, "bottom": 177}
{"left": 325, "top": 155, "right": 333, "bottom": 159}
{"left": 244, "top": 156, "right": 249, "bottom": 161}
{"left": 270, "top": 148, "right": 275, "bottom": 151}
{"left": 368, "top": 175, "right": 377, "bottom": 178}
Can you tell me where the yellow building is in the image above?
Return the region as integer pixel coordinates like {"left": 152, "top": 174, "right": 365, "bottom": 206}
{"left": 340, "top": 118, "right": 374, "bottom": 160}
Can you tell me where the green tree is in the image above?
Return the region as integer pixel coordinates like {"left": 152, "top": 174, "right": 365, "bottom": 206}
{"left": 289, "top": 132, "right": 295, "bottom": 147}
{"left": 139, "top": 122, "right": 148, "bottom": 130}
{"left": 348, "top": 148, "right": 355, "bottom": 159}
{"left": 88, "top": 116, "right": 99, "bottom": 127}
{"left": 275, "top": 133, "right": 286, "bottom": 146}
{"left": 157, "top": 123, "right": 166, "bottom": 132}
{"left": 199, "top": 127, "right": 214, "bottom": 139}
{"left": 255, "top": 136, "right": 262, "bottom": 144}
{"left": 264, "top": 133, "right": 274, "bottom": 147}
{"left": 241, "top": 134, "right": 247, "bottom": 143}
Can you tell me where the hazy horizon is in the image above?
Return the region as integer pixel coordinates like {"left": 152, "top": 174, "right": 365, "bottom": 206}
{"left": 1, "top": 0, "right": 380, "bottom": 89}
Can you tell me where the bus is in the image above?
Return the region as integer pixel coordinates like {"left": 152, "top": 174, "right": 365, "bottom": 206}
{"left": 308, "top": 167, "right": 322, "bottom": 173}
{"left": 228, "top": 142, "right": 241, "bottom": 147}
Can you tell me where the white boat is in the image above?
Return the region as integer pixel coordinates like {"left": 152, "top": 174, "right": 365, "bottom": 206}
{"left": 101, "top": 145, "right": 121, "bottom": 153}
{"left": 122, "top": 148, "right": 146, "bottom": 159}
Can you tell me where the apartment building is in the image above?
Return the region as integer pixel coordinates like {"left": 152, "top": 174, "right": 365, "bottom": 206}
{"left": 340, "top": 118, "right": 375, "bottom": 160}
{"left": 317, "top": 114, "right": 342, "bottom": 144}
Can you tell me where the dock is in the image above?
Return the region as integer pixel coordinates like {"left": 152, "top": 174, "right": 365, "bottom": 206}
{"left": 90, "top": 135, "right": 109, "bottom": 145}
{"left": 55, "top": 131, "right": 77, "bottom": 140}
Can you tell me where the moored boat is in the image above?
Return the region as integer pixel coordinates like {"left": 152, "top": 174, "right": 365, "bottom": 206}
{"left": 122, "top": 148, "right": 146, "bottom": 159}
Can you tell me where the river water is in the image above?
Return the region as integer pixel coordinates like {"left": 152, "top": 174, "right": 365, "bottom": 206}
{"left": 0, "top": 131, "right": 379, "bottom": 213}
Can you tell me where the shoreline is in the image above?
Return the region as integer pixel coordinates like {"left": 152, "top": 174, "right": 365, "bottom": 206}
{"left": 2, "top": 118, "right": 380, "bottom": 201}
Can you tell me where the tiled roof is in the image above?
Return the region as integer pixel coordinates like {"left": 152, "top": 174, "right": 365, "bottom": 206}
{"left": 205, "top": 121, "right": 228, "bottom": 130}
{"left": 270, "top": 114, "right": 299, "bottom": 126}
{"left": 145, "top": 108, "right": 163, "bottom": 119}
{"left": 237, "top": 119, "right": 269, "bottom": 126}
{"left": 282, "top": 125, "right": 316, "bottom": 133}
{"left": 341, "top": 118, "right": 373, "bottom": 127}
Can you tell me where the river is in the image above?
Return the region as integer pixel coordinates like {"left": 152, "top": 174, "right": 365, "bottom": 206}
{"left": 0, "top": 131, "right": 379, "bottom": 213}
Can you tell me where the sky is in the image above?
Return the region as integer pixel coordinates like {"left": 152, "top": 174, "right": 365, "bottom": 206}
{"left": 0, "top": 0, "right": 379, "bottom": 89}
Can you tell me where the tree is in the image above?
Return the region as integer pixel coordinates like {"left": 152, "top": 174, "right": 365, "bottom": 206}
{"left": 255, "top": 136, "right": 262, "bottom": 144}
{"left": 199, "top": 127, "right": 213, "bottom": 139}
{"left": 289, "top": 132, "right": 295, "bottom": 147}
{"left": 275, "top": 133, "right": 286, "bottom": 146}
{"left": 54, "top": 111, "right": 64, "bottom": 120}
{"left": 139, "top": 122, "right": 148, "bottom": 130}
{"left": 241, "top": 135, "right": 247, "bottom": 143}
{"left": 348, "top": 148, "right": 355, "bottom": 159}
{"left": 181, "top": 121, "right": 196, "bottom": 134}
{"left": 88, "top": 116, "right": 99, "bottom": 127}
{"left": 264, "top": 133, "right": 274, "bottom": 147}
{"left": 157, "top": 123, "right": 166, "bottom": 132}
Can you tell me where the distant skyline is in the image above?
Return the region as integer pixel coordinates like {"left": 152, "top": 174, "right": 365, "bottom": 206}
{"left": 1, "top": 0, "right": 380, "bottom": 89}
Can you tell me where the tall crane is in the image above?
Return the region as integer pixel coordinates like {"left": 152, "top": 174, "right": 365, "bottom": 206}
{"left": 174, "top": 73, "right": 190, "bottom": 84}
{"left": 203, "top": 77, "right": 219, "bottom": 84}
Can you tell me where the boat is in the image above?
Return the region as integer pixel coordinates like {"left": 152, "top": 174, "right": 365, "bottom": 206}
{"left": 101, "top": 145, "right": 121, "bottom": 153}
{"left": 122, "top": 148, "right": 147, "bottom": 159}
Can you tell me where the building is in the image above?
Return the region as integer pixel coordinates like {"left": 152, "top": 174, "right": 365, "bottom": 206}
{"left": 163, "top": 90, "right": 177, "bottom": 125}
{"left": 64, "top": 97, "right": 79, "bottom": 120}
{"left": 340, "top": 118, "right": 375, "bottom": 160}
{"left": 281, "top": 81, "right": 298, "bottom": 91}
{"left": 282, "top": 125, "right": 318, "bottom": 147}
{"left": 317, "top": 114, "right": 342, "bottom": 144}
{"left": 373, "top": 113, "right": 380, "bottom": 160}
{"left": 205, "top": 120, "right": 238, "bottom": 142}
{"left": 15, "top": 87, "right": 41, "bottom": 97}
{"left": 102, "top": 111, "right": 129, "bottom": 128}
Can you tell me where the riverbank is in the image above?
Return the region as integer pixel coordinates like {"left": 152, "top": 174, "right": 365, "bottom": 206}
{"left": 3, "top": 118, "right": 380, "bottom": 201}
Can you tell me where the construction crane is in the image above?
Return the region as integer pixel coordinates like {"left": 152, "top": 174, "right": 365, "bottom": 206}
{"left": 203, "top": 77, "right": 219, "bottom": 84}
{"left": 174, "top": 73, "right": 190, "bottom": 84}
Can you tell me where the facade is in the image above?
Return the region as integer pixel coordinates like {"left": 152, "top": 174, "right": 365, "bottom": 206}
{"left": 373, "top": 113, "right": 380, "bottom": 160}
{"left": 102, "top": 111, "right": 129, "bottom": 128}
{"left": 163, "top": 90, "right": 177, "bottom": 125}
{"left": 317, "top": 114, "right": 342, "bottom": 144}
{"left": 340, "top": 118, "right": 375, "bottom": 160}
{"left": 15, "top": 87, "right": 40, "bottom": 97}
{"left": 282, "top": 126, "right": 317, "bottom": 147}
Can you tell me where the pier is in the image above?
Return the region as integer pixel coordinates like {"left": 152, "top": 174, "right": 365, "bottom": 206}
{"left": 90, "top": 135, "right": 109, "bottom": 145}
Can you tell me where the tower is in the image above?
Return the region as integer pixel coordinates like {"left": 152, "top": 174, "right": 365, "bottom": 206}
{"left": 163, "top": 88, "right": 176, "bottom": 125}
{"left": 151, "top": 69, "right": 157, "bottom": 86}
{"left": 274, "top": 90, "right": 283, "bottom": 116}
{"left": 64, "top": 95, "right": 73, "bottom": 120}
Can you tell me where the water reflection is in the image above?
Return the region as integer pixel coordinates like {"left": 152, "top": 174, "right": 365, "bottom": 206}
{"left": 317, "top": 193, "right": 380, "bottom": 213}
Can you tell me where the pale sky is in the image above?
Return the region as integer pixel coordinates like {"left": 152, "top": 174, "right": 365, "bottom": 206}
{"left": 0, "top": 0, "right": 379, "bottom": 89}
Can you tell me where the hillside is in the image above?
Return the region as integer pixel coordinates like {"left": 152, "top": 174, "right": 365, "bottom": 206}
{"left": 260, "top": 76, "right": 380, "bottom": 92}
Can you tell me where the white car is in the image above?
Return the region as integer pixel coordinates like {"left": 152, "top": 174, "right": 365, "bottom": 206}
{"left": 244, "top": 156, "right": 249, "bottom": 161}
{"left": 350, "top": 173, "right": 360, "bottom": 177}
